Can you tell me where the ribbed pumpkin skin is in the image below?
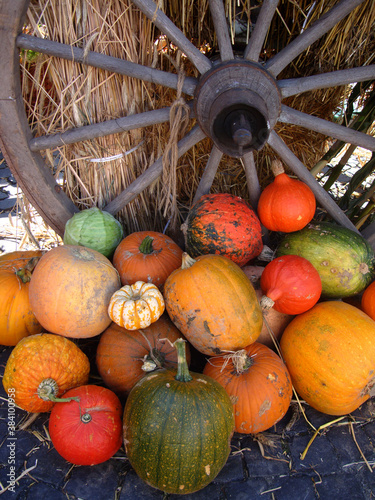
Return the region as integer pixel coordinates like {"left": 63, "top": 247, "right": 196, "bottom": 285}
{"left": 203, "top": 342, "right": 292, "bottom": 433}
{"left": 276, "top": 222, "right": 375, "bottom": 298}
{"left": 2, "top": 333, "right": 90, "bottom": 412}
{"left": 123, "top": 369, "right": 234, "bottom": 494}
{"left": 29, "top": 245, "right": 121, "bottom": 338}
{"left": 0, "top": 251, "right": 43, "bottom": 346}
{"left": 113, "top": 231, "right": 183, "bottom": 288}
{"left": 164, "top": 254, "right": 263, "bottom": 355}
{"left": 280, "top": 301, "right": 375, "bottom": 415}
{"left": 183, "top": 193, "right": 263, "bottom": 266}
{"left": 96, "top": 314, "right": 191, "bottom": 398}
{"left": 361, "top": 281, "right": 375, "bottom": 321}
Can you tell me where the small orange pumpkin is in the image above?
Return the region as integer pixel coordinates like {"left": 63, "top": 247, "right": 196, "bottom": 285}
{"left": 96, "top": 314, "right": 191, "bottom": 398}
{"left": 361, "top": 280, "right": 375, "bottom": 320}
{"left": 203, "top": 342, "right": 292, "bottom": 434}
{"left": 112, "top": 231, "right": 183, "bottom": 289}
{"left": 0, "top": 251, "right": 43, "bottom": 346}
{"left": 2, "top": 333, "right": 90, "bottom": 412}
{"left": 29, "top": 245, "right": 121, "bottom": 338}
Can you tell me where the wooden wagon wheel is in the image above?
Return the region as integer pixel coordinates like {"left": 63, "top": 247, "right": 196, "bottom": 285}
{"left": 0, "top": 0, "right": 375, "bottom": 237}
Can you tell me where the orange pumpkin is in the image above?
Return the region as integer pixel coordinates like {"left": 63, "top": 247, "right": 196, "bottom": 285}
{"left": 0, "top": 251, "right": 43, "bottom": 346}
{"left": 2, "top": 333, "right": 90, "bottom": 412}
{"left": 280, "top": 301, "right": 375, "bottom": 415}
{"left": 203, "top": 342, "right": 292, "bottom": 434}
{"left": 96, "top": 314, "right": 191, "bottom": 398}
{"left": 361, "top": 281, "right": 375, "bottom": 320}
{"left": 164, "top": 253, "right": 263, "bottom": 355}
{"left": 29, "top": 245, "right": 121, "bottom": 338}
{"left": 257, "top": 159, "right": 316, "bottom": 232}
{"left": 112, "top": 231, "right": 183, "bottom": 289}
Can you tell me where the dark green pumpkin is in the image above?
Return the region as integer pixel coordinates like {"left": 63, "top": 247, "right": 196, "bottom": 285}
{"left": 276, "top": 222, "right": 375, "bottom": 298}
{"left": 123, "top": 340, "right": 235, "bottom": 495}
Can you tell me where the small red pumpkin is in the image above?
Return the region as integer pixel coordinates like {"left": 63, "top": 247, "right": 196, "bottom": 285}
{"left": 181, "top": 193, "right": 263, "bottom": 266}
{"left": 203, "top": 342, "right": 292, "bottom": 434}
{"left": 260, "top": 255, "right": 322, "bottom": 315}
{"left": 361, "top": 280, "right": 375, "bottom": 320}
{"left": 112, "top": 231, "right": 183, "bottom": 289}
{"left": 49, "top": 385, "right": 123, "bottom": 465}
{"left": 257, "top": 159, "right": 316, "bottom": 232}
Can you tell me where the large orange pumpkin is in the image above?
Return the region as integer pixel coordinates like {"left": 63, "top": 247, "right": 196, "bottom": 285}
{"left": 203, "top": 342, "right": 292, "bottom": 434}
{"left": 0, "top": 251, "right": 43, "bottom": 345}
{"left": 112, "top": 231, "right": 183, "bottom": 289}
{"left": 29, "top": 245, "right": 121, "bottom": 338}
{"left": 164, "top": 253, "right": 263, "bottom": 355}
{"left": 280, "top": 301, "right": 375, "bottom": 415}
{"left": 96, "top": 314, "right": 191, "bottom": 398}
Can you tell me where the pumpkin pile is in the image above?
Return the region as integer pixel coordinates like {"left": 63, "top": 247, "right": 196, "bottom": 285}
{"left": 1, "top": 179, "right": 375, "bottom": 494}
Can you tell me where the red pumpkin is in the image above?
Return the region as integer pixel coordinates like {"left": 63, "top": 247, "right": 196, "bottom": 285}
{"left": 361, "top": 281, "right": 375, "bottom": 320}
{"left": 203, "top": 342, "right": 292, "bottom": 434}
{"left": 260, "top": 255, "right": 322, "bottom": 315}
{"left": 112, "top": 231, "right": 183, "bottom": 289}
{"left": 49, "top": 385, "right": 123, "bottom": 465}
{"left": 181, "top": 193, "right": 263, "bottom": 266}
{"left": 257, "top": 159, "right": 316, "bottom": 232}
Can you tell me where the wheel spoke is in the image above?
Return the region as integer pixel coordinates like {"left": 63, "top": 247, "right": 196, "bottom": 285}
{"left": 265, "top": 0, "right": 365, "bottom": 77}
{"left": 29, "top": 106, "right": 191, "bottom": 152}
{"left": 279, "top": 65, "right": 375, "bottom": 98}
{"left": 279, "top": 105, "right": 375, "bottom": 152}
{"left": 267, "top": 131, "right": 360, "bottom": 232}
{"left": 16, "top": 34, "right": 197, "bottom": 96}
{"left": 244, "top": 0, "right": 279, "bottom": 62}
{"left": 192, "top": 145, "right": 223, "bottom": 205}
{"left": 208, "top": 0, "right": 234, "bottom": 61}
{"left": 104, "top": 125, "right": 206, "bottom": 215}
{"left": 131, "top": 0, "right": 212, "bottom": 75}
{"left": 241, "top": 152, "right": 261, "bottom": 210}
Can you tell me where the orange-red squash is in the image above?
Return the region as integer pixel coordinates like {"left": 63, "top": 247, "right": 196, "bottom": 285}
{"left": 361, "top": 280, "right": 375, "bottom": 320}
{"left": 203, "top": 342, "right": 292, "bottom": 434}
{"left": 164, "top": 253, "right": 263, "bottom": 355}
{"left": 280, "top": 301, "right": 375, "bottom": 415}
{"left": 29, "top": 245, "right": 121, "bottom": 338}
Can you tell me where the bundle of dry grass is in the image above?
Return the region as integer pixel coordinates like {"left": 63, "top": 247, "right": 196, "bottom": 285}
{"left": 20, "top": 0, "right": 375, "bottom": 236}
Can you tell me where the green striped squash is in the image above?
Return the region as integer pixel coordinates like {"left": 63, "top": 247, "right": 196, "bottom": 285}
{"left": 276, "top": 222, "right": 375, "bottom": 298}
{"left": 123, "top": 340, "right": 235, "bottom": 495}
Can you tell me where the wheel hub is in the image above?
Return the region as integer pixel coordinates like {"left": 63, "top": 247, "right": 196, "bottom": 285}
{"left": 194, "top": 60, "right": 281, "bottom": 157}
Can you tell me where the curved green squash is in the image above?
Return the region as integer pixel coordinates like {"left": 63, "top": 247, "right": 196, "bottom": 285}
{"left": 123, "top": 340, "right": 235, "bottom": 495}
{"left": 276, "top": 222, "right": 375, "bottom": 298}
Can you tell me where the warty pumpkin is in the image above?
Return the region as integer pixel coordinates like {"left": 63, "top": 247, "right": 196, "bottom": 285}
{"left": 0, "top": 251, "right": 43, "bottom": 346}
{"left": 123, "top": 339, "right": 235, "bottom": 494}
{"left": 203, "top": 342, "right": 292, "bottom": 434}
{"left": 280, "top": 301, "right": 375, "bottom": 415}
{"left": 108, "top": 281, "right": 165, "bottom": 330}
{"left": 29, "top": 245, "right": 121, "bottom": 338}
{"left": 112, "top": 231, "right": 183, "bottom": 289}
{"left": 164, "top": 253, "right": 263, "bottom": 355}
{"left": 49, "top": 385, "right": 123, "bottom": 465}
{"left": 96, "top": 314, "right": 191, "bottom": 398}
{"left": 2, "top": 333, "right": 90, "bottom": 413}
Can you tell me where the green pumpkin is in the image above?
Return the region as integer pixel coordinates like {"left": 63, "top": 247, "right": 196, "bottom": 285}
{"left": 276, "top": 222, "right": 375, "bottom": 298}
{"left": 123, "top": 340, "right": 235, "bottom": 495}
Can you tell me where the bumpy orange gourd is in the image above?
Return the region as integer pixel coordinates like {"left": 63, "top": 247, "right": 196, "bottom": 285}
{"left": 0, "top": 251, "right": 43, "bottom": 345}
{"left": 2, "top": 333, "right": 90, "bottom": 412}
{"left": 203, "top": 342, "right": 292, "bottom": 433}
{"left": 257, "top": 159, "right": 316, "bottom": 232}
{"left": 361, "top": 281, "right": 375, "bottom": 320}
{"left": 96, "top": 314, "right": 191, "bottom": 398}
{"left": 112, "top": 231, "right": 183, "bottom": 289}
{"left": 164, "top": 253, "right": 263, "bottom": 355}
{"left": 29, "top": 245, "right": 121, "bottom": 338}
{"left": 280, "top": 301, "right": 375, "bottom": 415}
{"left": 260, "top": 255, "right": 322, "bottom": 315}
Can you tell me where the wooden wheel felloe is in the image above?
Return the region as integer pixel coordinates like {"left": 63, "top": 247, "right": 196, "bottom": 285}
{"left": 0, "top": 0, "right": 374, "bottom": 237}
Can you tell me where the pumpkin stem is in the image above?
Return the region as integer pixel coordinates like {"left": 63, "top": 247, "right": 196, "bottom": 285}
{"left": 231, "top": 350, "right": 254, "bottom": 374}
{"left": 81, "top": 413, "right": 92, "bottom": 423}
{"left": 271, "top": 159, "right": 285, "bottom": 177}
{"left": 15, "top": 256, "right": 40, "bottom": 284}
{"left": 174, "top": 339, "right": 193, "bottom": 382}
{"left": 139, "top": 236, "right": 154, "bottom": 255}
{"left": 37, "top": 378, "right": 80, "bottom": 404}
{"left": 181, "top": 253, "right": 196, "bottom": 270}
{"left": 260, "top": 295, "right": 275, "bottom": 310}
